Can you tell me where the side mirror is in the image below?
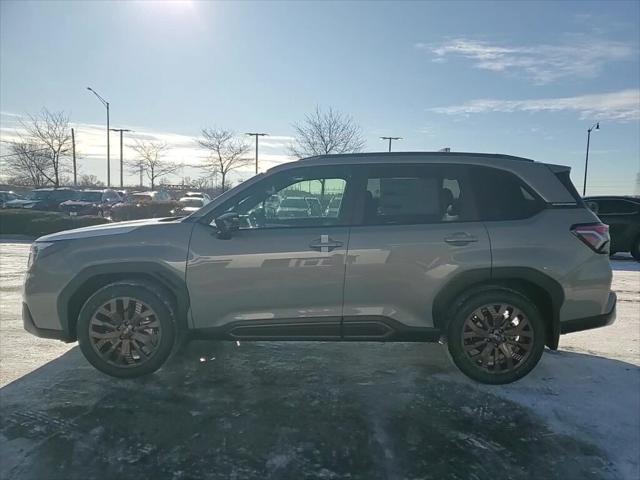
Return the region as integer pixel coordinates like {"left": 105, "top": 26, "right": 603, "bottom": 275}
{"left": 214, "top": 212, "right": 240, "bottom": 239}
{"left": 586, "top": 201, "right": 599, "bottom": 214}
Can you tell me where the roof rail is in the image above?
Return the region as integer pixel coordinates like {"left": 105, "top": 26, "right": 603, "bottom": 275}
{"left": 297, "top": 151, "right": 535, "bottom": 163}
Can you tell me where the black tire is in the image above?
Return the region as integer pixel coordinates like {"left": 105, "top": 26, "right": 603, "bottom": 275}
{"left": 631, "top": 237, "right": 640, "bottom": 262}
{"left": 447, "top": 288, "right": 545, "bottom": 385}
{"left": 77, "top": 280, "right": 176, "bottom": 378}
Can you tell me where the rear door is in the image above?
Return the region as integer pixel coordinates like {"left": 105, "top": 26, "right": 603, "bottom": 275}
{"left": 593, "top": 199, "right": 640, "bottom": 252}
{"left": 342, "top": 163, "right": 491, "bottom": 337}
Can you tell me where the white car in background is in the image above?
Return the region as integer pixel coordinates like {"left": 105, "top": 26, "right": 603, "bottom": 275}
{"left": 184, "top": 191, "right": 212, "bottom": 204}
{"left": 177, "top": 196, "right": 205, "bottom": 214}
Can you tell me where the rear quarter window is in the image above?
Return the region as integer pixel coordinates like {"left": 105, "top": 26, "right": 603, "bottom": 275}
{"left": 471, "top": 167, "right": 545, "bottom": 221}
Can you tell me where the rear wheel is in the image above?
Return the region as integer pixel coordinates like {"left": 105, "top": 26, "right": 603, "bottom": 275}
{"left": 447, "top": 289, "right": 545, "bottom": 384}
{"left": 77, "top": 281, "right": 176, "bottom": 378}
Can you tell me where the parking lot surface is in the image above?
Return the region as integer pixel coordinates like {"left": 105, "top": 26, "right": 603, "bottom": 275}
{"left": 1, "top": 238, "right": 638, "bottom": 480}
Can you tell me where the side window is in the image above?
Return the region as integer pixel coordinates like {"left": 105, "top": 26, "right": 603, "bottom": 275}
{"left": 471, "top": 167, "right": 544, "bottom": 221}
{"left": 362, "top": 164, "right": 474, "bottom": 225}
{"left": 215, "top": 167, "right": 350, "bottom": 229}
{"left": 598, "top": 200, "right": 639, "bottom": 215}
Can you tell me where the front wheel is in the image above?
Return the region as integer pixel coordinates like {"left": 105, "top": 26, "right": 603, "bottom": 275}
{"left": 77, "top": 281, "right": 176, "bottom": 378}
{"left": 447, "top": 289, "right": 545, "bottom": 384}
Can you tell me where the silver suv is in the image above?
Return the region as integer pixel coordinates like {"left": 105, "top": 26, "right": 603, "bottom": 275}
{"left": 22, "top": 152, "right": 616, "bottom": 384}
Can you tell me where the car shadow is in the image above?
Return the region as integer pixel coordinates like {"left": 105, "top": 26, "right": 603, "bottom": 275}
{"left": 0, "top": 341, "right": 637, "bottom": 480}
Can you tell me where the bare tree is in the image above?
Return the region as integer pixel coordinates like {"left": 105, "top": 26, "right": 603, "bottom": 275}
{"left": 20, "top": 109, "right": 72, "bottom": 187}
{"left": 1, "top": 141, "right": 53, "bottom": 187}
{"left": 78, "top": 174, "right": 105, "bottom": 188}
{"left": 288, "top": 106, "right": 365, "bottom": 159}
{"left": 129, "top": 140, "right": 177, "bottom": 190}
{"left": 197, "top": 128, "right": 250, "bottom": 192}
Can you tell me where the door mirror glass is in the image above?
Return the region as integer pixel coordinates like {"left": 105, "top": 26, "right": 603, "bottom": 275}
{"left": 214, "top": 212, "right": 240, "bottom": 239}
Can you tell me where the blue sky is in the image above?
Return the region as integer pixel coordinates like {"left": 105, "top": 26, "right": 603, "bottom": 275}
{"left": 1, "top": 0, "right": 639, "bottom": 193}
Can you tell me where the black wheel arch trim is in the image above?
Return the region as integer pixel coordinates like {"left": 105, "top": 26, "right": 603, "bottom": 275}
{"left": 432, "top": 267, "right": 565, "bottom": 350}
{"left": 57, "top": 261, "right": 191, "bottom": 341}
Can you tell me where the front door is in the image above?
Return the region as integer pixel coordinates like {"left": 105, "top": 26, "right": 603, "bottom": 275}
{"left": 186, "top": 165, "right": 354, "bottom": 339}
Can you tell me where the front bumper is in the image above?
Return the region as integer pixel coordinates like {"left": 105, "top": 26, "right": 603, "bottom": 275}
{"left": 22, "top": 302, "right": 74, "bottom": 342}
{"left": 560, "top": 291, "right": 617, "bottom": 334}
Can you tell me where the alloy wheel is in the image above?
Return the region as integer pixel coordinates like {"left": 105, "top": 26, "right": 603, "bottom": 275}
{"left": 461, "top": 303, "right": 534, "bottom": 374}
{"left": 88, "top": 297, "right": 162, "bottom": 368}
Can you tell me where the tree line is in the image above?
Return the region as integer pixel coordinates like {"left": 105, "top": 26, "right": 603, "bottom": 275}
{"left": 1, "top": 106, "right": 365, "bottom": 192}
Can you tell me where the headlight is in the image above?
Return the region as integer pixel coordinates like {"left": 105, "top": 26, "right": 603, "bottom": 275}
{"left": 27, "top": 242, "right": 54, "bottom": 269}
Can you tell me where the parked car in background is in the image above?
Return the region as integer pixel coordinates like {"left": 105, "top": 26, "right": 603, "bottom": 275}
{"left": 59, "top": 189, "right": 122, "bottom": 217}
{"left": 23, "top": 152, "right": 615, "bottom": 384}
{"left": 584, "top": 195, "right": 640, "bottom": 260}
{"left": 110, "top": 190, "right": 177, "bottom": 221}
{"left": 0, "top": 190, "right": 23, "bottom": 208}
{"left": 275, "top": 196, "right": 311, "bottom": 218}
{"left": 5, "top": 188, "right": 78, "bottom": 211}
{"left": 174, "top": 196, "right": 206, "bottom": 215}
{"left": 184, "top": 191, "right": 212, "bottom": 204}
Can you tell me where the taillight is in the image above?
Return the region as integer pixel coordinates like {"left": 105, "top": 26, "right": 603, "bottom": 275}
{"left": 571, "top": 223, "right": 610, "bottom": 253}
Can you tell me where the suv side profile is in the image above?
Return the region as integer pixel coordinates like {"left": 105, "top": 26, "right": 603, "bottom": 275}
{"left": 22, "top": 152, "right": 616, "bottom": 384}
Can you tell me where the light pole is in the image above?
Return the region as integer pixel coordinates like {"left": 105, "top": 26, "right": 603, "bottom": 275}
{"left": 583, "top": 122, "right": 600, "bottom": 196}
{"left": 110, "top": 128, "right": 133, "bottom": 188}
{"left": 246, "top": 132, "right": 268, "bottom": 174}
{"left": 87, "top": 87, "right": 111, "bottom": 186}
{"left": 381, "top": 136, "right": 402, "bottom": 152}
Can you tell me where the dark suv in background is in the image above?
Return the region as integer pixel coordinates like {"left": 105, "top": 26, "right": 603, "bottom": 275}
{"left": 59, "top": 189, "right": 122, "bottom": 217}
{"left": 584, "top": 196, "right": 640, "bottom": 260}
{"left": 6, "top": 187, "right": 78, "bottom": 211}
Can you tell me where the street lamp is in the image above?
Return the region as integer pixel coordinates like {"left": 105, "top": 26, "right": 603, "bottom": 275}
{"left": 583, "top": 122, "right": 600, "bottom": 196}
{"left": 381, "top": 136, "right": 402, "bottom": 152}
{"left": 246, "top": 132, "right": 268, "bottom": 174}
{"left": 110, "top": 128, "right": 133, "bottom": 188}
{"left": 87, "top": 87, "right": 111, "bottom": 186}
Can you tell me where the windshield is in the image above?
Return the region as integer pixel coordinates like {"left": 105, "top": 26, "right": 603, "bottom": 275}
{"left": 77, "top": 192, "right": 102, "bottom": 202}
{"left": 280, "top": 198, "right": 307, "bottom": 209}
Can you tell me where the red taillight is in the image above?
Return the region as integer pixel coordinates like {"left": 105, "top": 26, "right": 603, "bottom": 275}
{"left": 571, "top": 223, "right": 610, "bottom": 253}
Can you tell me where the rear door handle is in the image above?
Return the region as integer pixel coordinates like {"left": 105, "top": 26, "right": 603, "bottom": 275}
{"left": 309, "top": 235, "right": 344, "bottom": 252}
{"left": 444, "top": 233, "right": 478, "bottom": 246}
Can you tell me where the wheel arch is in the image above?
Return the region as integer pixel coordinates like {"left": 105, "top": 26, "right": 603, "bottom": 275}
{"left": 58, "top": 262, "right": 191, "bottom": 341}
{"left": 432, "top": 267, "right": 564, "bottom": 349}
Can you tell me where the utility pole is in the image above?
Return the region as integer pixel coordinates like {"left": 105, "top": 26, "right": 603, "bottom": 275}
{"left": 246, "top": 132, "right": 268, "bottom": 174}
{"left": 110, "top": 128, "right": 133, "bottom": 188}
{"left": 380, "top": 136, "right": 402, "bottom": 152}
{"left": 583, "top": 122, "right": 600, "bottom": 196}
{"left": 87, "top": 87, "right": 111, "bottom": 186}
{"left": 71, "top": 128, "right": 77, "bottom": 186}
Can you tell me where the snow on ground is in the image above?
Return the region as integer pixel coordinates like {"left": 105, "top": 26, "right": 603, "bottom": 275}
{"left": 0, "top": 239, "right": 638, "bottom": 479}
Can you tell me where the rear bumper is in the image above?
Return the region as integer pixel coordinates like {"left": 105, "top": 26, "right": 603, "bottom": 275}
{"left": 560, "top": 291, "right": 617, "bottom": 334}
{"left": 22, "top": 302, "right": 74, "bottom": 342}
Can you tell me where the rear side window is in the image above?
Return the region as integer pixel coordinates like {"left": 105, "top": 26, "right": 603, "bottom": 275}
{"left": 361, "top": 164, "right": 475, "bottom": 225}
{"left": 471, "top": 167, "right": 544, "bottom": 221}
{"left": 554, "top": 170, "right": 585, "bottom": 205}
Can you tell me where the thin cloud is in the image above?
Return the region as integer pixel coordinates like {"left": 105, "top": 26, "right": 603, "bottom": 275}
{"left": 429, "top": 89, "right": 640, "bottom": 122}
{"left": 418, "top": 37, "right": 634, "bottom": 84}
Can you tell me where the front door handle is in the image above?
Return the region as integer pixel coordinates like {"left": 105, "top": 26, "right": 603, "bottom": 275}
{"left": 444, "top": 233, "right": 478, "bottom": 246}
{"left": 309, "top": 235, "right": 344, "bottom": 252}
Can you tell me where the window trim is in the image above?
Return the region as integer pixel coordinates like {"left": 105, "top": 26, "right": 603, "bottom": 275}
{"left": 349, "top": 163, "right": 481, "bottom": 227}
